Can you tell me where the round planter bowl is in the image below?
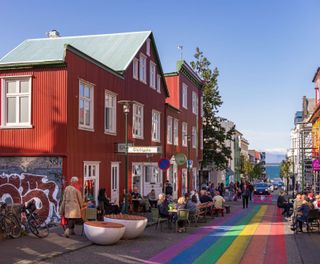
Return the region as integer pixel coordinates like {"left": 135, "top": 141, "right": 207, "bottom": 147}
{"left": 104, "top": 214, "right": 147, "bottom": 239}
{"left": 84, "top": 221, "right": 125, "bottom": 245}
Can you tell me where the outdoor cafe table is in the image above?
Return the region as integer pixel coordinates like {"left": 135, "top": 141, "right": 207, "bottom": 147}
{"left": 168, "top": 209, "right": 178, "bottom": 229}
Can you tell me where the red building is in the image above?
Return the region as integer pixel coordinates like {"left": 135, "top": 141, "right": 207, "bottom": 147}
{"left": 0, "top": 31, "right": 169, "bottom": 221}
{"left": 164, "top": 61, "right": 203, "bottom": 198}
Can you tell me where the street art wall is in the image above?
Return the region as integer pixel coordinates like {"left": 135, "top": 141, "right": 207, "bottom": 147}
{"left": 0, "top": 157, "right": 63, "bottom": 223}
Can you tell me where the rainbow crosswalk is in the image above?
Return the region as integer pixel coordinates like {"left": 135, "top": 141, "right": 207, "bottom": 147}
{"left": 146, "top": 204, "right": 287, "bottom": 264}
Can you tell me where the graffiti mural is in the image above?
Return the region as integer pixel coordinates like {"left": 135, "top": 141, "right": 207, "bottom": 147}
{"left": 0, "top": 173, "right": 59, "bottom": 222}
{"left": 0, "top": 157, "right": 63, "bottom": 223}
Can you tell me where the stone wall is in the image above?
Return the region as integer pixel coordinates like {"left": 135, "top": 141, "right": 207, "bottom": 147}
{"left": 0, "top": 157, "right": 62, "bottom": 223}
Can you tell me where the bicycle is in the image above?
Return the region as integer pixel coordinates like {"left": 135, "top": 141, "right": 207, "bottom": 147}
{"left": 21, "top": 200, "right": 49, "bottom": 238}
{"left": 0, "top": 202, "right": 22, "bottom": 239}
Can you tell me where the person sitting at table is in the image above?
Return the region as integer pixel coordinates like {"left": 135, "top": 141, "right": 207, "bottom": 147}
{"left": 148, "top": 189, "right": 158, "bottom": 208}
{"left": 185, "top": 195, "right": 198, "bottom": 214}
{"left": 199, "top": 190, "right": 213, "bottom": 203}
{"left": 213, "top": 191, "right": 225, "bottom": 209}
{"left": 312, "top": 194, "right": 320, "bottom": 210}
{"left": 157, "top": 193, "right": 169, "bottom": 218}
{"left": 277, "top": 191, "right": 292, "bottom": 217}
{"left": 291, "top": 197, "right": 312, "bottom": 232}
{"left": 97, "top": 188, "right": 120, "bottom": 216}
{"left": 131, "top": 186, "right": 149, "bottom": 212}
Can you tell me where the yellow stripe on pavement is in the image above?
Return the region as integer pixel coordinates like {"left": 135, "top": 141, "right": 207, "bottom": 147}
{"left": 216, "top": 205, "right": 268, "bottom": 264}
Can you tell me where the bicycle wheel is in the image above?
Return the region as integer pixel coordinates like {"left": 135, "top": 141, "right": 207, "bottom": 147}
{"left": 3, "top": 213, "right": 21, "bottom": 239}
{"left": 28, "top": 214, "right": 49, "bottom": 238}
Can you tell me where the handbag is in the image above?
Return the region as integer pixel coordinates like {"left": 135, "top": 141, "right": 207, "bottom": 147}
{"left": 61, "top": 215, "right": 68, "bottom": 227}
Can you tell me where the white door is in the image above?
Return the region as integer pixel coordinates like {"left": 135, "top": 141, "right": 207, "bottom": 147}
{"left": 111, "top": 163, "right": 119, "bottom": 205}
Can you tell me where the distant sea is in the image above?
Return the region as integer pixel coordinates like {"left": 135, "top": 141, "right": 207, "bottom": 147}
{"left": 266, "top": 163, "right": 281, "bottom": 180}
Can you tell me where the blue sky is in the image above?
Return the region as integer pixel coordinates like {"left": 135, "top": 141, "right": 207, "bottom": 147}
{"left": 1, "top": 0, "right": 319, "bottom": 154}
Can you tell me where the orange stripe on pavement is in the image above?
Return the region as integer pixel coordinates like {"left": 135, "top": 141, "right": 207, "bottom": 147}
{"left": 240, "top": 205, "right": 275, "bottom": 264}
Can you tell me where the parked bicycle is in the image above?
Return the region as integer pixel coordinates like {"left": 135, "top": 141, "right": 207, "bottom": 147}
{"left": 21, "top": 200, "right": 49, "bottom": 238}
{"left": 0, "top": 202, "right": 21, "bottom": 239}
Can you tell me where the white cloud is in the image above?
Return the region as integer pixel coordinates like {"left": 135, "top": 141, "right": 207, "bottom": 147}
{"left": 265, "top": 148, "right": 288, "bottom": 154}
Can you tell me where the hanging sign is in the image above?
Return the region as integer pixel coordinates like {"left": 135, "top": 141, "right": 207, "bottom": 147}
{"left": 312, "top": 159, "right": 320, "bottom": 171}
{"left": 128, "top": 146, "right": 162, "bottom": 154}
{"left": 175, "top": 153, "right": 187, "bottom": 166}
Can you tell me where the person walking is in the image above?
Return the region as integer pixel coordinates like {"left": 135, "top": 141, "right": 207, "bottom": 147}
{"left": 60, "top": 176, "right": 83, "bottom": 238}
{"left": 242, "top": 184, "right": 250, "bottom": 209}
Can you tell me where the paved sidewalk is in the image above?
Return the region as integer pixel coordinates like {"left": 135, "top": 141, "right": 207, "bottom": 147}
{"left": 0, "top": 200, "right": 252, "bottom": 264}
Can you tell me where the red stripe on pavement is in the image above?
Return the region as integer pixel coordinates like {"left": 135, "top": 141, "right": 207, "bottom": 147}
{"left": 240, "top": 205, "right": 275, "bottom": 264}
{"left": 264, "top": 207, "right": 287, "bottom": 264}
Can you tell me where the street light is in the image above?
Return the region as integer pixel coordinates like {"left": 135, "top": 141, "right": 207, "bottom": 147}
{"left": 118, "top": 100, "right": 132, "bottom": 214}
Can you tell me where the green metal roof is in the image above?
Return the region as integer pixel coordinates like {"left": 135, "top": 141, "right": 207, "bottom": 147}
{"left": 0, "top": 31, "right": 151, "bottom": 72}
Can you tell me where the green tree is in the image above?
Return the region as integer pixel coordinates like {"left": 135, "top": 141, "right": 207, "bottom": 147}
{"left": 191, "top": 48, "right": 235, "bottom": 170}
{"left": 241, "top": 155, "right": 254, "bottom": 181}
{"left": 280, "top": 158, "right": 291, "bottom": 193}
{"left": 252, "top": 163, "right": 263, "bottom": 180}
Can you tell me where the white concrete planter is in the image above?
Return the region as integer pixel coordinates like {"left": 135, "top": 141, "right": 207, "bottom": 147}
{"left": 84, "top": 221, "right": 125, "bottom": 245}
{"left": 104, "top": 214, "right": 147, "bottom": 239}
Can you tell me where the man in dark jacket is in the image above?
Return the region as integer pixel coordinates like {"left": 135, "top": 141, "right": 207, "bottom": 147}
{"left": 291, "top": 200, "right": 311, "bottom": 232}
{"left": 277, "top": 191, "right": 292, "bottom": 217}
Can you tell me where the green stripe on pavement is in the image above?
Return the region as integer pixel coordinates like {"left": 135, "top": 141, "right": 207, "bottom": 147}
{"left": 193, "top": 205, "right": 261, "bottom": 264}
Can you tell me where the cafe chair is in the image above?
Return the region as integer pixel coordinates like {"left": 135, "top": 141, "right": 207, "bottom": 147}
{"left": 176, "top": 209, "right": 190, "bottom": 233}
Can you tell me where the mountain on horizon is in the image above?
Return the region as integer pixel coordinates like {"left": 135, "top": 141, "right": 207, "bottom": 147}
{"left": 266, "top": 152, "right": 286, "bottom": 164}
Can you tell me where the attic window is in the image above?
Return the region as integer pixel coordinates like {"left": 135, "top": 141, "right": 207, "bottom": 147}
{"left": 146, "top": 39, "right": 151, "bottom": 56}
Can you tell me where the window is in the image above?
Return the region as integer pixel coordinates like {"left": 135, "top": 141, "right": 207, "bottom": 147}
{"left": 84, "top": 162, "right": 100, "bottom": 202}
{"left": 1, "top": 77, "right": 32, "bottom": 128}
{"left": 192, "top": 126, "right": 197, "bottom": 148}
{"left": 150, "top": 62, "right": 156, "bottom": 89}
{"left": 200, "top": 96, "right": 204, "bottom": 117}
{"left": 146, "top": 38, "right": 151, "bottom": 56}
{"left": 152, "top": 110, "right": 160, "bottom": 142}
{"left": 182, "top": 122, "right": 188, "bottom": 147}
{"left": 174, "top": 119, "right": 179, "bottom": 146}
{"left": 167, "top": 116, "right": 173, "bottom": 144}
{"left": 192, "top": 91, "right": 198, "bottom": 115}
{"left": 133, "top": 58, "right": 139, "bottom": 80}
{"left": 182, "top": 83, "right": 188, "bottom": 109}
{"left": 192, "top": 168, "right": 197, "bottom": 191}
{"left": 139, "top": 53, "right": 147, "bottom": 83}
{"left": 133, "top": 103, "right": 144, "bottom": 138}
{"left": 144, "top": 165, "right": 160, "bottom": 184}
{"left": 157, "top": 74, "right": 161, "bottom": 93}
{"left": 79, "top": 80, "right": 94, "bottom": 130}
{"left": 105, "top": 91, "right": 117, "bottom": 134}
{"left": 200, "top": 128, "right": 203, "bottom": 150}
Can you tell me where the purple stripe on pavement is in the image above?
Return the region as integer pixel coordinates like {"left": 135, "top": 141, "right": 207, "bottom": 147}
{"left": 146, "top": 206, "right": 243, "bottom": 264}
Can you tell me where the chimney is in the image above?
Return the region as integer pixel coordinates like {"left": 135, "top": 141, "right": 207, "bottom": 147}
{"left": 47, "top": 30, "right": 60, "bottom": 38}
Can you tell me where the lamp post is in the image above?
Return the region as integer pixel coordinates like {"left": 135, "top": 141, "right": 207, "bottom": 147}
{"left": 118, "top": 100, "right": 132, "bottom": 214}
{"left": 187, "top": 135, "right": 191, "bottom": 193}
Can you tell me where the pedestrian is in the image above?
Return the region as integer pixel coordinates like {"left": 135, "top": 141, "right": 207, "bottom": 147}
{"left": 59, "top": 176, "right": 83, "bottom": 238}
{"left": 164, "top": 180, "right": 173, "bottom": 196}
{"left": 242, "top": 184, "right": 250, "bottom": 209}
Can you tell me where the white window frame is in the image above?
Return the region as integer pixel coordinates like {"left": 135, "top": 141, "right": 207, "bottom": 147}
{"left": 79, "top": 79, "right": 94, "bottom": 131}
{"left": 182, "top": 83, "right": 188, "bottom": 109}
{"left": 167, "top": 116, "right": 173, "bottom": 144}
{"left": 182, "top": 122, "right": 188, "bottom": 147}
{"left": 83, "top": 161, "right": 100, "bottom": 202}
{"left": 105, "top": 90, "right": 117, "bottom": 135}
{"left": 151, "top": 110, "right": 161, "bottom": 142}
{"left": 132, "top": 103, "right": 144, "bottom": 139}
{"left": 192, "top": 126, "right": 197, "bottom": 148}
{"left": 146, "top": 38, "right": 151, "bottom": 56}
{"left": 133, "top": 58, "right": 139, "bottom": 80}
{"left": 157, "top": 74, "right": 161, "bottom": 93}
{"left": 192, "top": 91, "right": 198, "bottom": 115}
{"left": 173, "top": 119, "right": 179, "bottom": 146}
{"left": 1, "top": 76, "right": 32, "bottom": 128}
{"left": 150, "top": 61, "right": 156, "bottom": 89}
{"left": 200, "top": 128, "right": 203, "bottom": 150}
{"left": 139, "top": 53, "right": 147, "bottom": 84}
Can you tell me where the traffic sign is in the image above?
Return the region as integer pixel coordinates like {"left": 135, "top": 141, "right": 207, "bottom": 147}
{"left": 187, "top": 160, "right": 193, "bottom": 169}
{"left": 175, "top": 153, "right": 187, "bottom": 166}
{"left": 158, "top": 158, "right": 170, "bottom": 170}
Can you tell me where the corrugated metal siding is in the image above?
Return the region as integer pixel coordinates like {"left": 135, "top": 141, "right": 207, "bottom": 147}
{"left": 0, "top": 68, "right": 67, "bottom": 155}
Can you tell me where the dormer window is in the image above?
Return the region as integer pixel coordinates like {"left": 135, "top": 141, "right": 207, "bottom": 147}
{"left": 139, "top": 53, "right": 147, "bottom": 84}
{"left": 150, "top": 62, "right": 156, "bottom": 89}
